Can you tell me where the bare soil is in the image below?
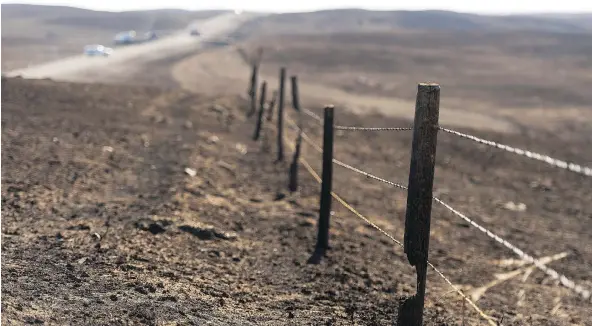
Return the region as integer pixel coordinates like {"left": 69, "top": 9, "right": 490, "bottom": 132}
{"left": 239, "top": 30, "right": 592, "bottom": 132}
{"left": 2, "top": 75, "right": 592, "bottom": 325}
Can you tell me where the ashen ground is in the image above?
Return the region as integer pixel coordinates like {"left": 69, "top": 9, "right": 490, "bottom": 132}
{"left": 2, "top": 76, "right": 592, "bottom": 325}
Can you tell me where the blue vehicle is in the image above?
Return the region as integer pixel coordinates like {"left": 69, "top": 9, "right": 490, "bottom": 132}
{"left": 113, "top": 31, "right": 136, "bottom": 45}
{"left": 84, "top": 44, "right": 113, "bottom": 56}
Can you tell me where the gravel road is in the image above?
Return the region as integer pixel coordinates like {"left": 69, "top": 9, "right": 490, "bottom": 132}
{"left": 4, "top": 12, "right": 259, "bottom": 81}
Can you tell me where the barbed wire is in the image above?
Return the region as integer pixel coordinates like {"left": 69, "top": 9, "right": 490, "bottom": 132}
{"left": 439, "top": 127, "right": 592, "bottom": 177}
{"left": 292, "top": 121, "right": 591, "bottom": 301}
{"left": 301, "top": 107, "right": 413, "bottom": 131}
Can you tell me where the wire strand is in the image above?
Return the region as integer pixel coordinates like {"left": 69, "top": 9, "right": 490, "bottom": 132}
{"left": 439, "top": 127, "right": 592, "bottom": 177}
{"left": 302, "top": 107, "right": 412, "bottom": 131}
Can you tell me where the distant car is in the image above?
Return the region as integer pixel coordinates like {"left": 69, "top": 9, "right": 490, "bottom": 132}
{"left": 190, "top": 29, "right": 200, "bottom": 36}
{"left": 84, "top": 44, "right": 113, "bottom": 57}
{"left": 113, "top": 30, "right": 136, "bottom": 45}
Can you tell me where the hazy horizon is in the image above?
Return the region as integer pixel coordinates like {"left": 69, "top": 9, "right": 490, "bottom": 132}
{"left": 2, "top": 0, "right": 592, "bottom": 15}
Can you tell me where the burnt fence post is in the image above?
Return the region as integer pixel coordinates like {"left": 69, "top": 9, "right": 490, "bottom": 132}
{"left": 288, "top": 75, "right": 303, "bottom": 192}
{"left": 308, "top": 105, "right": 335, "bottom": 264}
{"left": 277, "top": 67, "right": 286, "bottom": 162}
{"left": 247, "top": 64, "right": 258, "bottom": 117}
{"left": 253, "top": 81, "right": 267, "bottom": 141}
{"left": 288, "top": 131, "right": 302, "bottom": 192}
{"left": 267, "top": 90, "right": 278, "bottom": 122}
{"left": 398, "top": 83, "right": 440, "bottom": 326}
{"left": 291, "top": 76, "right": 300, "bottom": 112}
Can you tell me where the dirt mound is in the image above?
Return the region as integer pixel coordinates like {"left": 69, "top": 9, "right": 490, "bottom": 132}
{"left": 2, "top": 78, "right": 591, "bottom": 325}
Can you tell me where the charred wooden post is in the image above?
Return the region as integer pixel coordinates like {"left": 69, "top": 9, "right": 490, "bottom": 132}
{"left": 398, "top": 83, "right": 440, "bottom": 326}
{"left": 288, "top": 75, "right": 303, "bottom": 192}
{"left": 308, "top": 105, "right": 335, "bottom": 264}
{"left": 267, "top": 90, "right": 278, "bottom": 122}
{"left": 253, "top": 81, "right": 267, "bottom": 140}
{"left": 288, "top": 131, "right": 302, "bottom": 192}
{"left": 291, "top": 76, "right": 301, "bottom": 112}
{"left": 247, "top": 64, "right": 258, "bottom": 117}
{"left": 277, "top": 67, "right": 286, "bottom": 162}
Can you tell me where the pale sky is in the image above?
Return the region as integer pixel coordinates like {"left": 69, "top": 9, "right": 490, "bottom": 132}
{"left": 3, "top": 0, "right": 592, "bottom": 14}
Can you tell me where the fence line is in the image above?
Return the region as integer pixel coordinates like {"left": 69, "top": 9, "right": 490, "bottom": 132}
{"left": 305, "top": 105, "right": 592, "bottom": 178}
{"left": 247, "top": 61, "right": 591, "bottom": 325}
{"left": 284, "top": 131, "right": 498, "bottom": 326}
{"left": 288, "top": 115, "right": 592, "bottom": 301}
{"left": 439, "top": 127, "right": 592, "bottom": 177}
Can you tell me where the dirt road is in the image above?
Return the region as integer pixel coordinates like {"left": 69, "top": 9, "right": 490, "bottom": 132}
{"left": 4, "top": 12, "right": 260, "bottom": 82}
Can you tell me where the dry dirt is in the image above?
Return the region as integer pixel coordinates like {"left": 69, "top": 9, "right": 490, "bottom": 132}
{"left": 2, "top": 72, "right": 592, "bottom": 325}
{"left": 172, "top": 46, "right": 518, "bottom": 134}
{"left": 239, "top": 31, "right": 592, "bottom": 132}
{"left": 2, "top": 7, "right": 592, "bottom": 326}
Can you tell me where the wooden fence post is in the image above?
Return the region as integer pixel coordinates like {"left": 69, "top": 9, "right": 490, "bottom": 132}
{"left": 288, "top": 75, "right": 303, "bottom": 192}
{"left": 253, "top": 81, "right": 267, "bottom": 141}
{"left": 267, "top": 90, "right": 278, "bottom": 122}
{"left": 398, "top": 83, "right": 440, "bottom": 326}
{"left": 291, "top": 76, "right": 300, "bottom": 112}
{"left": 277, "top": 67, "right": 286, "bottom": 162}
{"left": 247, "top": 64, "right": 258, "bottom": 117}
{"left": 308, "top": 105, "right": 334, "bottom": 264}
{"left": 288, "top": 131, "right": 302, "bottom": 192}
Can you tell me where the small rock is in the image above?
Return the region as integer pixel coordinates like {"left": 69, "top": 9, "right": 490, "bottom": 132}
{"left": 158, "top": 295, "right": 178, "bottom": 302}
{"left": 102, "top": 146, "right": 114, "bottom": 153}
{"left": 503, "top": 201, "right": 527, "bottom": 212}
{"left": 77, "top": 257, "right": 88, "bottom": 265}
{"left": 299, "top": 219, "right": 315, "bottom": 227}
{"left": 235, "top": 143, "right": 247, "bottom": 155}
{"left": 185, "top": 168, "right": 197, "bottom": 177}
{"left": 178, "top": 224, "right": 238, "bottom": 241}
{"left": 110, "top": 294, "right": 118, "bottom": 301}
{"left": 146, "top": 284, "right": 157, "bottom": 293}
{"left": 135, "top": 286, "right": 149, "bottom": 295}
{"left": 207, "top": 135, "right": 219, "bottom": 144}
{"left": 288, "top": 311, "right": 295, "bottom": 319}
{"left": 92, "top": 233, "right": 101, "bottom": 241}
{"left": 135, "top": 220, "right": 169, "bottom": 235}
{"left": 183, "top": 121, "right": 193, "bottom": 129}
